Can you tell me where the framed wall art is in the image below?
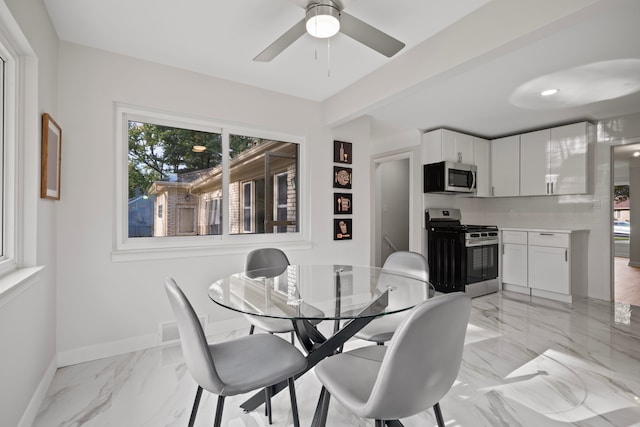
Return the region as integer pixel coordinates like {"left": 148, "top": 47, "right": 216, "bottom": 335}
{"left": 333, "top": 218, "right": 352, "bottom": 240}
{"left": 41, "top": 113, "right": 62, "bottom": 200}
{"left": 334, "top": 193, "right": 352, "bottom": 214}
{"left": 333, "top": 166, "right": 352, "bottom": 189}
{"left": 333, "top": 140, "right": 352, "bottom": 164}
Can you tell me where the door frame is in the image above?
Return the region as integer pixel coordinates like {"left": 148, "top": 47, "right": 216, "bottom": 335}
{"left": 370, "top": 146, "right": 421, "bottom": 267}
{"left": 610, "top": 137, "right": 640, "bottom": 301}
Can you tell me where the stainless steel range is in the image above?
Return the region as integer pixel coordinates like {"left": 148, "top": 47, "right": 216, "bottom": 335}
{"left": 426, "top": 208, "right": 499, "bottom": 298}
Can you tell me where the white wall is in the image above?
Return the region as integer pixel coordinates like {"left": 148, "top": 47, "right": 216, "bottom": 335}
{"left": 55, "top": 43, "right": 372, "bottom": 364}
{"left": 0, "top": 0, "right": 59, "bottom": 426}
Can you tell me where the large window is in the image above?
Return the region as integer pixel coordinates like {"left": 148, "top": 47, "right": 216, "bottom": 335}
{"left": 118, "top": 105, "right": 302, "bottom": 256}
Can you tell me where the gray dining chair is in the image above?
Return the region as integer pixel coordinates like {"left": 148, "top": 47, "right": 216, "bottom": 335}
{"left": 314, "top": 292, "right": 471, "bottom": 427}
{"left": 164, "top": 277, "right": 307, "bottom": 427}
{"left": 244, "top": 248, "right": 298, "bottom": 344}
{"left": 354, "top": 251, "right": 429, "bottom": 345}
{"left": 244, "top": 248, "right": 324, "bottom": 342}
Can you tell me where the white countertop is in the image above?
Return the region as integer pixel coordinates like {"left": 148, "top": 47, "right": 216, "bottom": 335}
{"left": 500, "top": 227, "right": 589, "bottom": 233}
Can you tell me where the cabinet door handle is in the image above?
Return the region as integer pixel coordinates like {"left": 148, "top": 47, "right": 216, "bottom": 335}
{"left": 540, "top": 233, "right": 554, "bottom": 236}
{"left": 492, "top": 186, "right": 495, "bottom": 197}
{"left": 458, "top": 152, "right": 462, "bottom": 163}
{"left": 565, "top": 249, "right": 568, "bottom": 261}
{"left": 546, "top": 182, "right": 550, "bottom": 194}
{"left": 551, "top": 182, "right": 554, "bottom": 194}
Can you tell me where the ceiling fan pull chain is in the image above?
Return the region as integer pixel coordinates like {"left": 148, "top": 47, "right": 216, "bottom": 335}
{"left": 327, "top": 37, "right": 331, "bottom": 77}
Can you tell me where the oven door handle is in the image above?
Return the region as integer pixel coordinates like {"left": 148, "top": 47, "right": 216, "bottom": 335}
{"left": 465, "top": 239, "right": 499, "bottom": 247}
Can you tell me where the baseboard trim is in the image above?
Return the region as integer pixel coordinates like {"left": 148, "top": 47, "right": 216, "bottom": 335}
{"left": 629, "top": 261, "right": 640, "bottom": 268}
{"left": 57, "top": 317, "right": 248, "bottom": 367}
{"left": 18, "top": 355, "right": 57, "bottom": 427}
{"left": 57, "top": 333, "right": 159, "bottom": 367}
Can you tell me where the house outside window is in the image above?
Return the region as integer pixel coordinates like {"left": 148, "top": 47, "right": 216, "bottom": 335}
{"left": 117, "top": 104, "right": 303, "bottom": 256}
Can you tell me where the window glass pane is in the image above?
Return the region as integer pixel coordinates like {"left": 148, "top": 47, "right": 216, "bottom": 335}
{"left": 229, "top": 135, "right": 298, "bottom": 234}
{"left": 127, "top": 120, "right": 222, "bottom": 237}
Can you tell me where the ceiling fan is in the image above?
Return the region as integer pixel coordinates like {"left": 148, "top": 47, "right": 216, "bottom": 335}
{"left": 254, "top": 0, "right": 405, "bottom": 62}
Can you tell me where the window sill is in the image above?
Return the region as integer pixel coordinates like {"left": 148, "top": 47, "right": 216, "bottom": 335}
{"left": 111, "top": 240, "right": 313, "bottom": 262}
{"left": 0, "top": 266, "right": 45, "bottom": 308}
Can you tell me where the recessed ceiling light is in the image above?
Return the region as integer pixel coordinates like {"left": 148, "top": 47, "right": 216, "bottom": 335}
{"left": 540, "top": 88, "right": 559, "bottom": 96}
{"left": 192, "top": 145, "right": 206, "bottom": 153}
{"left": 634, "top": 151, "right": 640, "bottom": 157}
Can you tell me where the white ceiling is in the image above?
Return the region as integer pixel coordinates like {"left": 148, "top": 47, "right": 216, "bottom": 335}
{"left": 43, "top": 0, "right": 640, "bottom": 139}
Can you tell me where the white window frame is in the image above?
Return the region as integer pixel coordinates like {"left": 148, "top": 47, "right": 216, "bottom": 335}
{"left": 0, "top": 2, "right": 41, "bottom": 301}
{"left": 113, "top": 103, "right": 310, "bottom": 261}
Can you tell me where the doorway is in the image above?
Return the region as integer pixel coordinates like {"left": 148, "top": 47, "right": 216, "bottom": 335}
{"left": 612, "top": 142, "right": 640, "bottom": 306}
{"left": 373, "top": 154, "right": 411, "bottom": 267}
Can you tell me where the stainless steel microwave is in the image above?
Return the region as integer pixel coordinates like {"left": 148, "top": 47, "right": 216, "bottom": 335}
{"left": 423, "top": 161, "right": 477, "bottom": 194}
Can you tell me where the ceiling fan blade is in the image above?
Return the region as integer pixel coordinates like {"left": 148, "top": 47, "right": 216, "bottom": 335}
{"left": 340, "top": 12, "right": 405, "bottom": 58}
{"left": 254, "top": 19, "right": 307, "bottom": 62}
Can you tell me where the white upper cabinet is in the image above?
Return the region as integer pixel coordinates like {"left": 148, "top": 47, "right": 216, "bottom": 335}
{"left": 520, "top": 129, "right": 550, "bottom": 196}
{"left": 473, "top": 137, "right": 490, "bottom": 197}
{"left": 442, "top": 129, "right": 474, "bottom": 164}
{"left": 422, "top": 129, "right": 490, "bottom": 196}
{"left": 518, "top": 122, "right": 593, "bottom": 196}
{"left": 490, "top": 135, "right": 520, "bottom": 197}
{"left": 550, "top": 122, "right": 590, "bottom": 195}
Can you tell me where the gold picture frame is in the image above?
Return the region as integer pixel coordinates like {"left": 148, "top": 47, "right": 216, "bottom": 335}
{"left": 41, "top": 113, "right": 62, "bottom": 200}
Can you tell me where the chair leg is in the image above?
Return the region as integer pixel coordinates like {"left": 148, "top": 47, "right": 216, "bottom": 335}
{"left": 311, "top": 386, "right": 331, "bottom": 427}
{"left": 249, "top": 324, "right": 255, "bottom": 335}
{"left": 433, "top": 402, "right": 445, "bottom": 427}
{"left": 290, "top": 331, "right": 295, "bottom": 345}
{"left": 288, "top": 377, "right": 300, "bottom": 427}
{"left": 214, "top": 395, "right": 225, "bottom": 427}
{"left": 265, "top": 386, "right": 272, "bottom": 424}
{"left": 375, "top": 420, "right": 385, "bottom": 427}
{"left": 188, "top": 386, "right": 203, "bottom": 427}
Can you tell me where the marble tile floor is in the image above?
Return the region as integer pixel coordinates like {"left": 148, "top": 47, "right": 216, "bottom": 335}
{"left": 32, "top": 291, "right": 640, "bottom": 427}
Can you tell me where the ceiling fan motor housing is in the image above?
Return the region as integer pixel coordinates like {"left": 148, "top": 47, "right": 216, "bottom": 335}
{"left": 306, "top": 1, "right": 341, "bottom": 38}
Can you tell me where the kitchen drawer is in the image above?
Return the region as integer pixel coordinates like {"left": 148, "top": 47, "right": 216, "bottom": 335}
{"left": 502, "top": 230, "right": 527, "bottom": 244}
{"left": 528, "top": 232, "right": 569, "bottom": 248}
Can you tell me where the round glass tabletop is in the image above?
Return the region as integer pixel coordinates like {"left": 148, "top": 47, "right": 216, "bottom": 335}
{"left": 208, "top": 264, "right": 434, "bottom": 321}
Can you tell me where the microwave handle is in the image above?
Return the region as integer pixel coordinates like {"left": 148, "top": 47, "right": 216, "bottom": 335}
{"left": 471, "top": 170, "right": 477, "bottom": 190}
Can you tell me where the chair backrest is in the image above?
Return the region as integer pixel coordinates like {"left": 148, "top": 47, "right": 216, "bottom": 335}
{"left": 245, "top": 248, "right": 290, "bottom": 278}
{"left": 363, "top": 292, "right": 471, "bottom": 420}
{"left": 382, "top": 251, "right": 428, "bottom": 281}
{"left": 164, "top": 277, "right": 224, "bottom": 394}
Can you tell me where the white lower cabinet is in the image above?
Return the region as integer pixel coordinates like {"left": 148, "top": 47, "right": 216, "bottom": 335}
{"left": 528, "top": 245, "right": 569, "bottom": 294}
{"left": 502, "top": 231, "right": 527, "bottom": 287}
{"left": 501, "top": 229, "right": 587, "bottom": 302}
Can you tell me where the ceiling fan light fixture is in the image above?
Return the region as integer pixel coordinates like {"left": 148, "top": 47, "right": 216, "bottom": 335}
{"left": 306, "top": 2, "right": 340, "bottom": 38}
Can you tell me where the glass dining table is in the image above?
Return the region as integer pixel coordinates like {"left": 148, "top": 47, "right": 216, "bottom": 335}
{"left": 208, "top": 264, "right": 434, "bottom": 414}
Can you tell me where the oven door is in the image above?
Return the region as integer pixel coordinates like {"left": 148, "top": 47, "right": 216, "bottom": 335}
{"left": 466, "top": 242, "right": 498, "bottom": 284}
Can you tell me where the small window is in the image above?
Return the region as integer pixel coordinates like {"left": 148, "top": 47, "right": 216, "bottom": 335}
{"left": 275, "top": 173, "right": 288, "bottom": 233}
{"left": 242, "top": 182, "right": 253, "bottom": 233}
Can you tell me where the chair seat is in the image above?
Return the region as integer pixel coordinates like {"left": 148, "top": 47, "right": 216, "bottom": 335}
{"left": 353, "top": 312, "right": 405, "bottom": 343}
{"left": 315, "top": 345, "right": 387, "bottom": 418}
{"left": 209, "top": 334, "right": 306, "bottom": 396}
